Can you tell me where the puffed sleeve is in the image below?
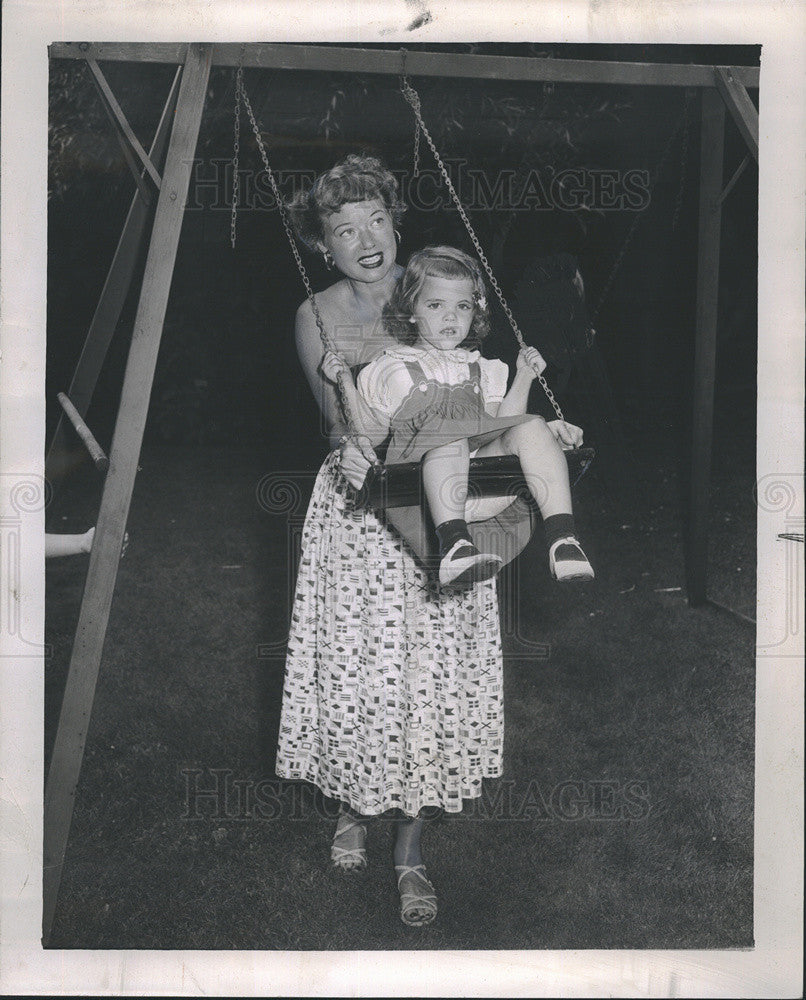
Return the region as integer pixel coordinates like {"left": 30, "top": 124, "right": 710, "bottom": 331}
{"left": 478, "top": 357, "right": 510, "bottom": 414}
{"left": 356, "top": 354, "right": 414, "bottom": 419}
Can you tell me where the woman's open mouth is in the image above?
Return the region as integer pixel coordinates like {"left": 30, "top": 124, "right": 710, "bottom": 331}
{"left": 358, "top": 252, "right": 384, "bottom": 269}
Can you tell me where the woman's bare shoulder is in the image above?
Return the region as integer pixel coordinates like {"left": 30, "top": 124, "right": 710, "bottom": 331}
{"left": 296, "top": 280, "right": 350, "bottom": 315}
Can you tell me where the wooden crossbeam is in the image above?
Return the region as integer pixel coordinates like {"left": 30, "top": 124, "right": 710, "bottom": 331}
{"left": 686, "top": 88, "right": 725, "bottom": 607}
{"left": 86, "top": 58, "right": 162, "bottom": 195}
{"left": 45, "top": 67, "right": 181, "bottom": 488}
{"left": 48, "top": 41, "right": 760, "bottom": 89}
{"left": 43, "top": 44, "right": 212, "bottom": 945}
{"left": 714, "top": 66, "right": 759, "bottom": 162}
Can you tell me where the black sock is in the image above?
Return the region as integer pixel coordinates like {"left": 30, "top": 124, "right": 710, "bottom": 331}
{"left": 435, "top": 518, "right": 472, "bottom": 557}
{"left": 544, "top": 513, "right": 576, "bottom": 549}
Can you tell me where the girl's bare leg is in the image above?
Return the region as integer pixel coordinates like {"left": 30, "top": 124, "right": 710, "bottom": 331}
{"left": 473, "top": 416, "right": 571, "bottom": 517}
{"left": 474, "top": 416, "right": 593, "bottom": 580}
{"left": 421, "top": 439, "right": 469, "bottom": 525}
{"left": 423, "top": 438, "right": 502, "bottom": 586}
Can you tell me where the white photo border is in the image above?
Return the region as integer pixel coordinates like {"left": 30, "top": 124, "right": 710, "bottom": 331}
{"left": 1, "top": 1, "right": 803, "bottom": 996}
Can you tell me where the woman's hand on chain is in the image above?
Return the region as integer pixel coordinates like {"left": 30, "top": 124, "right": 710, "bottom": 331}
{"left": 321, "top": 350, "right": 351, "bottom": 384}
{"left": 338, "top": 434, "right": 378, "bottom": 489}
{"left": 547, "top": 419, "right": 583, "bottom": 450}
{"left": 516, "top": 346, "right": 547, "bottom": 379}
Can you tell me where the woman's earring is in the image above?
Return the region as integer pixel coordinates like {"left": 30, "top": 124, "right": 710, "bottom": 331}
{"left": 322, "top": 250, "right": 334, "bottom": 270}
{"left": 408, "top": 316, "right": 417, "bottom": 323}
{"left": 394, "top": 229, "right": 401, "bottom": 245}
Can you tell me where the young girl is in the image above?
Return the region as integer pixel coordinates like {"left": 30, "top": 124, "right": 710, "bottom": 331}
{"left": 323, "top": 246, "right": 594, "bottom": 588}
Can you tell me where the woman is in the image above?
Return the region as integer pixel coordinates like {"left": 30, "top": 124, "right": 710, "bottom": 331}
{"left": 275, "top": 153, "right": 581, "bottom": 928}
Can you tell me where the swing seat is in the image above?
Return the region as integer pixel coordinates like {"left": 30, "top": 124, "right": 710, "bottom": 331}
{"left": 354, "top": 447, "right": 595, "bottom": 510}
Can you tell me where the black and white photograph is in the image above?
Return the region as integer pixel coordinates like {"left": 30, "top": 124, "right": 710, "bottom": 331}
{"left": 1, "top": 1, "right": 803, "bottom": 996}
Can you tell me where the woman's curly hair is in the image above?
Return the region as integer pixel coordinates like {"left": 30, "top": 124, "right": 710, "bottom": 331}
{"left": 285, "top": 153, "right": 406, "bottom": 250}
{"left": 382, "top": 246, "right": 491, "bottom": 350}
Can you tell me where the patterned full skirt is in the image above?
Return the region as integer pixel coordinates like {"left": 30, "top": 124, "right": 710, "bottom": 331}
{"left": 275, "top": 450, "right": 504, "bottom": 817}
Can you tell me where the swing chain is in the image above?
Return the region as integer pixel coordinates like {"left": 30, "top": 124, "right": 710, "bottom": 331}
{"left": 672, "top": 91, "right": 692, "bottom": 231}
{"left": 400, "top": 76, "right": 566, "bottom": 423}
{"left": 231, "top": 53, "right": 244, "bottom": 249}
{"left": 400, "top": 50, "right": 420, "bottom": 177}
{"left": 235, "top": 71, "right": 378, "bottom": 467}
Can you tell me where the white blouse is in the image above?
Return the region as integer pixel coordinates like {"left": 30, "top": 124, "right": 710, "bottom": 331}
{"left": 356, "top": 345, "right": 510, "bottom": 420}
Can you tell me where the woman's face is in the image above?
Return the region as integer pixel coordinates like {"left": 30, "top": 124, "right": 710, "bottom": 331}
{"left": 317, "top": 199, "right": 397, "bottom": 283}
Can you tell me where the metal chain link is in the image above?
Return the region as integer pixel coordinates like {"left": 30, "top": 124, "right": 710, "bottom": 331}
{"left": 412, "top": 120, "right": 421, "bottom": 178}
{"left": 230, "top": 57, "right": 243, "bottom": 249}
{"left": 400, "top": 76, "right": 565, "bottom": 421}
{"left": 400, "top": 51, "right": 421, "bottom": 178}
{"left": 672, "top": 94, "right": 691, "bottom": 231}
{"left": 237, "top": 73, "right": 377, "bottom": 463}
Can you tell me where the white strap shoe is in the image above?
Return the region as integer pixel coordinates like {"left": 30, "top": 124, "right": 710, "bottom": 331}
{"left": 549, "top": 536, "right": 595, "bottom": 581}
{"left": 438, "top": 539, "right": 503, "bottom": 588}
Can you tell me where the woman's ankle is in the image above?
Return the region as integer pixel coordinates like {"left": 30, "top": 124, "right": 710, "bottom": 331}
{"left": 394, "top": 815, "right": 425, "bottom": 867}
{"left": 394, "top": 843, "right": 423, "bottom": 868}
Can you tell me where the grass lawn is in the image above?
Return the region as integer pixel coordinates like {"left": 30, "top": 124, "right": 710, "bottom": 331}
{"left": 45, "top": 394, "right": 755, "bottom": 949}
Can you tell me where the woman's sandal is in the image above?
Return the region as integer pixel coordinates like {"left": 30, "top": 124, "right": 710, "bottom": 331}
{"left": 395, "top": 864, "right": 438, "bottom": 927}
{"left": 330, "top": 814, "right": 368, "bottom": 872}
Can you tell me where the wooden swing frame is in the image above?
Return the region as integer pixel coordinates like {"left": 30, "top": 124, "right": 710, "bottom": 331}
{"left": 43, "top": 41, "right": 760, "bottom": 942}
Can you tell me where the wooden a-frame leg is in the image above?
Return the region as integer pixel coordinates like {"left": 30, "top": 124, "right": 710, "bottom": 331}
{"left": 43, "top": 44, "right": 212, "bottom": 944}
{"left": 45, "top": 67, "right": 181, "bottom": 488}
{"left": 686, "top": 88, "right": 725, "bottom": 607}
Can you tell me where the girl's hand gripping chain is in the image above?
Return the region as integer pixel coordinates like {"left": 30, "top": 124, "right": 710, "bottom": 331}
{"left": 547, "top": 419, "right": 584, "bottom": 450}
{"left": 514, "top": 347, "right": 584, "bottom": 450}
{"left": 516, "top": 345, "right": 548, "bottom": 379}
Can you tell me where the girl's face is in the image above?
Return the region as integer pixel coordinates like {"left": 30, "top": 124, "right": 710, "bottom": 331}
{"left": 317, "top": 199, "right": 397, "bottom": 284}
{"left": 411, "top": 275, "right": 475, "bottom": 351}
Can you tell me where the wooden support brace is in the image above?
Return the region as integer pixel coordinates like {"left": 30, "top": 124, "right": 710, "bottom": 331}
{"left": 714, "top": 66, "right": 759, "bottom": 163}
{"left": 718, "top": 154, "right": 751, "bottom": 205}
{"left": 86, "top": 58, "right": 163, "bottom": 196}
{"left": 57, "top": 393, "right": 109, "bottom": 472}
{"left": 686, "top": 88, "right": 725, "bottom": 607}
{"left": 45, "top": 67, "right": 181, "bottom": 488}
{"left": 43, "top": 44, "right": 212, "bottom": 945}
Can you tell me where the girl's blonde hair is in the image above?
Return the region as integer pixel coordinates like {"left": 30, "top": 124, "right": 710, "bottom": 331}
{"left": 382, "top": 246, "right": 491, "bottom": 348}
